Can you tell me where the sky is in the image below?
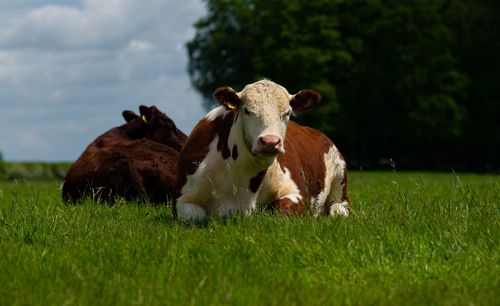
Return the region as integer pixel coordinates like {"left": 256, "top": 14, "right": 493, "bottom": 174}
{"left": 0, "top": 0, "right": 207, "bottom": 161}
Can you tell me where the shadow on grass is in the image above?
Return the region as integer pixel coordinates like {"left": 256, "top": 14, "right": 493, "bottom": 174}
{"left": 152, "top": 209, "right": 261, "bottom": 228}
{"left": 152, "top": 213, "right": 242, "bottom": 228}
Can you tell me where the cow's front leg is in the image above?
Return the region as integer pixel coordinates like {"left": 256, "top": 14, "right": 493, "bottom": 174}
{"left": 176, "top": 202, "right": 207, "bottom": 221}
{"left": 275, "top": 197, "right": 305, "bottom": 216}
{"left": 326, "top": 156, "right": 351, "bottom": 217}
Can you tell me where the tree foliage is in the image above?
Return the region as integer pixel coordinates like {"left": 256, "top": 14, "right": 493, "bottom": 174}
{"left": 187, "top": 0, "right": 499, "bottom": 170}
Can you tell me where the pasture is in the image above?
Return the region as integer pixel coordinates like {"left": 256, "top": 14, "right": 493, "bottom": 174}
{"left": 0, "top": 172, "right": 498, "bottom": 305}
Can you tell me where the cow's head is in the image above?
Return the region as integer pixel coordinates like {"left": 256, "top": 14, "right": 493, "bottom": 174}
{"left": 121, "top": 105, "right": 187, "bottom": 151}
{"left": 213, "top": 80, "right": 320, "bottom": 160}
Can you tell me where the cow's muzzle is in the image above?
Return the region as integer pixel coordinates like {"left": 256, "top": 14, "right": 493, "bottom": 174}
{"left": 255, "top": 135, "right": 284, "bottom": 154}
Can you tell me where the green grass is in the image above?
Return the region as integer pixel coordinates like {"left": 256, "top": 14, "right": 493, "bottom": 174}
{"left": 0, "top": 172, "right": 498, "bottom": 305}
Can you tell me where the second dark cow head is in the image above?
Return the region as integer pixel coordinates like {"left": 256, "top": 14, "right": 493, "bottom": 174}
{"left": 121, "top": 105, "right": 187, "bottom": 151}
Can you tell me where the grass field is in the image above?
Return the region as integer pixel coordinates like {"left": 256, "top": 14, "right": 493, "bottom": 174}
{"left": 0, "top": 172, "right": 498, "bottom": 305}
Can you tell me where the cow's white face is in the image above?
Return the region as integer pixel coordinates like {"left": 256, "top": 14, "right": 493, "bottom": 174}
{"left": 213, "top": 79, "right": 321, "bottom": 162}
{"left": 239, "top": 81, "right": 292, "bottom": 156}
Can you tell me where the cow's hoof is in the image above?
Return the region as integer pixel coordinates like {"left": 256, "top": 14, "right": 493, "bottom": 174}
{"left": 329, "top": 201, "right": 350, "bottom": 217}
{"left": 177, "top": 203, "right": 207, "bottom": 221}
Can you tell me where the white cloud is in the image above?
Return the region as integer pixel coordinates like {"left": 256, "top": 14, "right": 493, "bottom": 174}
{"left": 0, "top": 0, "right": 203, "bottom": 51}
{"left": 126, "top": 40, "right": 154, "bottom": 52}
{"left": 0, "top": 0, "right": 207, "bottom": 161}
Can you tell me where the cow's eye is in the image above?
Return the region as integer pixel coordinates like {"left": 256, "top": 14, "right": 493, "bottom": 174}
{"left": 281, "top": 110, "right": 291, "bottom": 121}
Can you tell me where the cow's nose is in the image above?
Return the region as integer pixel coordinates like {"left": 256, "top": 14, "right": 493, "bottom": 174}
{"left": 257, "top": 135, "right": 282, "bottom": 153}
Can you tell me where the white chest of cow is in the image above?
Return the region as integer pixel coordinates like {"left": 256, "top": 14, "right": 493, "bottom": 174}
{"left": 175, "top": 80, "right": 350, "bottom": 220}
{"left": 178, "top": 125, "right": 260, "bottom": 216}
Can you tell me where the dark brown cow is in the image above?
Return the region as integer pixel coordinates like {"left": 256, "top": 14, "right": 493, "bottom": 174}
{"left": 62, "top": 105, "right": 187, "bottom": 204}
{"left": 175, "top": 80, "right": 350, "bottom": 220}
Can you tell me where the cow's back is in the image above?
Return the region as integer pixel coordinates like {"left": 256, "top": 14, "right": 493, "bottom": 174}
{"left": 63, "top": 130, "right": 182, "bottom": 204}
{"left": 63, "top": 138, "right": 178, "bottom": 203}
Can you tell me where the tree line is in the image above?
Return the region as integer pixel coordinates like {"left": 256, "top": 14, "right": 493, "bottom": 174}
{"left": 187, "top": 0, "right": 499, "bottom": 171}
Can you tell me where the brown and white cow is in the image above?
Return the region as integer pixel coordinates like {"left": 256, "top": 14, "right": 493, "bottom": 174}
{"left": 175, "top": 80, "right": 350, "bottom": 220}
{"left": 62, "top": 105, "right": 187, "bottom": 204}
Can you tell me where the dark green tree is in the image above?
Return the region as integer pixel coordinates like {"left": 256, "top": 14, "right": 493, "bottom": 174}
{"left": 187, "top": 0, "right": 349, "bottom": 135}
{"left": 334, "top": 0, "right": 468, "bottom": 167}
{"left": 187, "top": 0, "right": 493, "bottom": 170}
{"left": 446, "top": 0, "right": 500, "bottom": 170}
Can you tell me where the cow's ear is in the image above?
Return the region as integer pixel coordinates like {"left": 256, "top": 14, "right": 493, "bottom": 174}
{"left": 290, "top": 89, "right": 321, "bottom": 115}
{"left": 213, "top": 87, "right": 241, "bottom": 111}
{"left": 122, "top": 110, "right": 139, "bottom": 123}
{"left": 139, "top": 105, "right": 152, "bottom": 123}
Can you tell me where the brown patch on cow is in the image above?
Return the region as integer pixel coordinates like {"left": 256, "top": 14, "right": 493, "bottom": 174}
{"left": 249, "top": 170, "right": 267, "bottom": 193}
{"left": 216, "top": 112, "right": 235, "bottom": 159}
{"left": 176, "top": 111, "right": 235, "bottom": 178}
{"left": 276, "top": 198, "right": 305, "bottom": 216}
{"left": 176, "top": 119, "right": 214, "bottom": 187}
{"left": 174, "top": 110, "right": 236, "bottom": 215}
{"left": 276, "top": 121, "right": 332, "bottom": 206}
{"left": 232, "top": 144, "right": 238, "bottom": 160}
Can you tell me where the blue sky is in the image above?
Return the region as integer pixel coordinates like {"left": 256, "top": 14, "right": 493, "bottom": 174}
{"left": 0, "top": 0, "right": 207, "bottom": 161}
